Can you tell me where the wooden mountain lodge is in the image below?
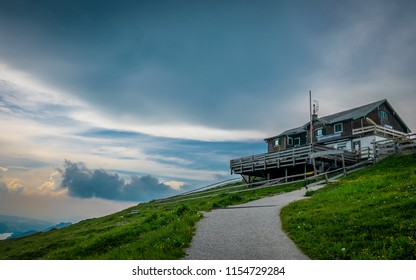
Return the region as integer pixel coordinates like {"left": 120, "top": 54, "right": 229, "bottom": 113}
{"left": 230, "top": 99, "right": 413, "bottom": 182}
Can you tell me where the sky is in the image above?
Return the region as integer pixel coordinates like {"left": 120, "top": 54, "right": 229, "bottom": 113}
{"left": 0, "top": 0, "right": 415, "bottom": 223}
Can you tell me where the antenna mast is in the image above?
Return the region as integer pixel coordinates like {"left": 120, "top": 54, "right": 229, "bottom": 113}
{"left": 309, "top": 90, "right": 313, "bottom": 145}
{"left": 313, "top": 100, "right": 319, "bottom": 116}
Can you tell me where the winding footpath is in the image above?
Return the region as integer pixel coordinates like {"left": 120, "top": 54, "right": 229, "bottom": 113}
{"left": 184, "top": 183, "right": 326, "bottom": 260}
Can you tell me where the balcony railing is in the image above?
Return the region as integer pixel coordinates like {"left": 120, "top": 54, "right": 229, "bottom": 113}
{"left": 352, "top": 125, "right": 408, "bottom": 138}
{"left": 230, "top": 145, "right": 356, "bottom": 175}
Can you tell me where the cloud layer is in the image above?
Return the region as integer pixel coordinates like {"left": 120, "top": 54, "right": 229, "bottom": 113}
{"left": 60, "top": 160, "right": 182, "bottom": 202}
{"left": 1, "top": 0, "right": 415, "bottom": 135}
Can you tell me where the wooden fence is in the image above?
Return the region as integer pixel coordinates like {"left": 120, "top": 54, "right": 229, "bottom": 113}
{"left": 352, "top": 125, "right": 409, "bottom": 138}
{"left": 373, "top": 133, "right": 416, "bottom": 161}
{"left": 230, "top": 144, "right": 357, "bottom": 175}
{"left": 156, "top": 160, "right": 371, "bottom": 206}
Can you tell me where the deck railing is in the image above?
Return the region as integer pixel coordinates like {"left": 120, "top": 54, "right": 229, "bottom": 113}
{"left": 352, "top": 125, "right": 408, "bottom": 138}
{"left": 230, "top": 145, "right": 310, "bottom": 174}
{"left": 373, "top": 132, "right": 416, "bottom": 160}
{"left": 230, "top": 144, "right": 356, "bottom": 175}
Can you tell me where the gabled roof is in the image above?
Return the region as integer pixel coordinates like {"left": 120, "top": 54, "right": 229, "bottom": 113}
{"left": 265, "top": 99, "right": 411, "bottom": 141}
{"left": 264, "top": 125, "right": 306, "bottom": 141}
{"left": 312, "top": 99, "right": 410, "bottom": 133}
{"left": 316, "top": 99, "right": 386, "bottom": 124}
{"left": 279, "top": 126, "right": 307, "bottom": 136}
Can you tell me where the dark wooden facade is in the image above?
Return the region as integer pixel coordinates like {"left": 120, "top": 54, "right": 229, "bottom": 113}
{"left": 265, "top": 127, "right": 307, "bottom": 153}
{"left": 232, "top": 99, "right": 411, "bottom": 181}
{"left": 265, "top": 99, "right": 410, "bottom": 152}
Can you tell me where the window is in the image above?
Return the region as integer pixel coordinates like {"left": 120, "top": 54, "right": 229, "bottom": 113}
{"left": 334, "top": 123, "right": 343, "bottom": 133}
{"left": 337, "top": 143, "right": 347, "bottom": 150}
{"left": 380, "top": 111, "right": 388, "bottom": 120}
{"left": 315, "top": 128, "right": 324, "bottom": 137}
{"left": 294, "top": 137, "right": 301, "bottom": 146}
{"left": 287, "top": 137, "right": 293, "bottom": 146}
{"left": 353, "top": 140, "right": 361, "bottom": 152}
{"left": 273, "top": 138, "right": 280, "bottom": 146}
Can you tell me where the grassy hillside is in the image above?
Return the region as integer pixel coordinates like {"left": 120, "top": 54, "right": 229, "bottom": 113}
{"left": 2, "top": 153, "right": 414, "bottom": 260}
{"left": 281, "top": 153, "right": 416, "bottom": 259}
{"left": 0, "top": 179, "right": 305, "bottom": 259}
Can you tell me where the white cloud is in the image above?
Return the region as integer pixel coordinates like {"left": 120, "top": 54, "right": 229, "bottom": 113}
{"left": 0, "top": 168, "right": 62, "bottom": 196}
{"left": 0, "top": 63, "right": 239, "bottom": 188}
{"left": 1, "top": 60, "right": 264, "bottom": 142}
{"left": 163, "top": 180, "right": 186, "bottom": 191}
{"left": 69, "top": 108, "right": 265, "bottom": 142}
{"left": 36, "top": 171, "right": 66, "bottom": 197}
{"left": 0, "top": 62, "right": 84, "bottom": 108}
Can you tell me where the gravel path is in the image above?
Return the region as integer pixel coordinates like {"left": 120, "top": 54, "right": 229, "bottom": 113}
{"left": 184, "top": 183, "right": 325, "bottom": 260}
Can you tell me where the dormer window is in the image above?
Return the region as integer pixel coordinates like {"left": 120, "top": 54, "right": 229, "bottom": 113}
{"left": 273, "top": 138, "right": 280, "bottom": 146}
{"left": 334, "top": 123, "right": 343, "bottom": 133}
{"left": 315, "top": 128, "right": 324, "bottom": 137}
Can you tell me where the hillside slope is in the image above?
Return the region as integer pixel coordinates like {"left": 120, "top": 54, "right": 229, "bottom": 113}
{"left": 281, "top": 153, "right": 416, "bottom": 259}
{"left": 1, "top": 153, "right": 414, "bottom": 260}
{"left": 0, "top": 177, "right": 305, "bottom": 259}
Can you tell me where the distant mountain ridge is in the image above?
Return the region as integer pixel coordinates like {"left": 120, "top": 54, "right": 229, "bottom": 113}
{"left": 44, "top": 222, "right": 73, "bottom": 232}
{"left": 0, "top": 215, "right": 54, "bottom": 233}
{"left": 0, "top": 215, "right": 72, "bottom": 239}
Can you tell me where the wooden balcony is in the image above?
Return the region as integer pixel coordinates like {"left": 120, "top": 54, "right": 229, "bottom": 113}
{"left": 352, "top": 125, "right": 408, "bottom": 138}
{"left": 230, "top": 144, "right": 356, "bottom": 176}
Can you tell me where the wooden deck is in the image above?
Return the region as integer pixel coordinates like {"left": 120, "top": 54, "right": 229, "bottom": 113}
{"left": 230, "top": 144, "right": 357, "bottom": 178}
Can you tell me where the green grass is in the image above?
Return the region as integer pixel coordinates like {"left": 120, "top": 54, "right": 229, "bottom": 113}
{"left": 281, "top": 153, "right": 416, "bottom": 259}
{"left": 3, "top": 153, "right": 414, "bottom": 260}
{"left": 0, "top": 179, "right": 305, "bottom": 259}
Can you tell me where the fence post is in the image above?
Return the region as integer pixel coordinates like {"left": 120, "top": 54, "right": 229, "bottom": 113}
{"left": 342, "top": 154, "right": 347, "bottom": 177}
{"left": 285, "top": 168, "right": 288, "bottom": 183}
{"left": 304, "top": 164, "right": 307, "bottom": 180}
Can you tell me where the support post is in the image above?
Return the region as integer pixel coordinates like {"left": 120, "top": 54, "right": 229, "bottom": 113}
{"left": 304, "top": 164, "right": 307, "bottom": 180}
{"left": 285, "top": 168, "right": 288, "bottom": 183}
{"left": 342, "top": 154, "right": 347, "bottom": 177}
{"left": 241, "top": 175, "right": 249, "bottom": 184}
{"left": 292, "top": 149, "right": 295, "bottom": 166}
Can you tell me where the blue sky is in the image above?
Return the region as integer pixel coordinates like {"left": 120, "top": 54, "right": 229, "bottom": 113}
{"left": 1, "top": 0, "right": 415, "bottom": 222}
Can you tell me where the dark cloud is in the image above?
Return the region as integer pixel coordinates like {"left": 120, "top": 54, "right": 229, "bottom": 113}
{"left": 59, "top": 160, "right": 179, "bottom": 202}
{"left": 1, "top": 0, "right": 415, "bottom": 133}
{"left": 0, "top": 0, "right": 314, "bottom": 130}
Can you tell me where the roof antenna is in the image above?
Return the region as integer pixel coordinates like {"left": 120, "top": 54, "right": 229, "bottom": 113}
{"left": 313, "top": 100, "right": 319, "bottom": 116}
{"left": 309, "top": 90, "right": 313, "bottom": 145}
